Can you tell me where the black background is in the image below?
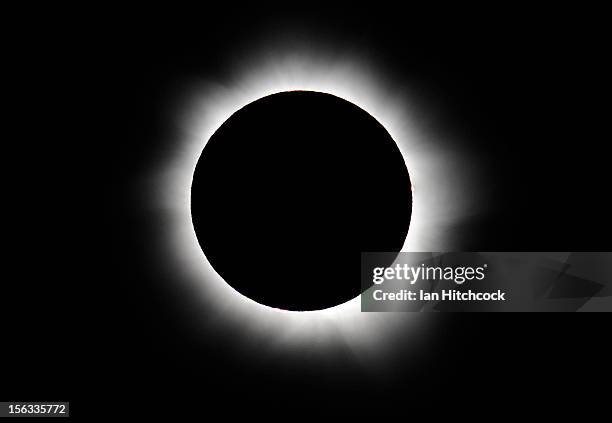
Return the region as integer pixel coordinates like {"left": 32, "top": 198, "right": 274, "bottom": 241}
{"left": 3, "top": 5, "right": 611, "bottom": 418}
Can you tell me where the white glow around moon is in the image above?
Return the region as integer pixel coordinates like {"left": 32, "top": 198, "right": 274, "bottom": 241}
{"left": 147, "top": 39, "right": 483, "bottom": 360}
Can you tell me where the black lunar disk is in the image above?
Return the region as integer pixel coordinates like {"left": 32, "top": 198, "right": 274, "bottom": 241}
{"left": 191, "top": 91, "right": 411, "bottom": 311}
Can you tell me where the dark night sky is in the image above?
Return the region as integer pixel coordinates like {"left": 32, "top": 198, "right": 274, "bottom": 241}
{"left": 3, "top": 6, "right": 611, "bottom": 418}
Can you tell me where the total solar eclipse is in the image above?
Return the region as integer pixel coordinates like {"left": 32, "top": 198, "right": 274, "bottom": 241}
{"left": 191, "top": 91, "right": 411, "bottom": 311}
